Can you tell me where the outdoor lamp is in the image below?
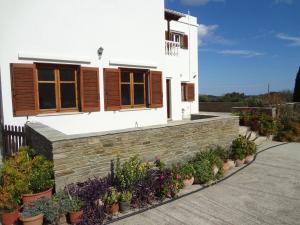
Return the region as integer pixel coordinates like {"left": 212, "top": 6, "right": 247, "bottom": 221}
{"left": 97, "top": 47, "right": 104, "bottom": 59}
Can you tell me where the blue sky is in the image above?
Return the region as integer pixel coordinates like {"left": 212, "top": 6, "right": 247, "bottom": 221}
{"left": 165, "top": 0, "right": 300, "bottom": 95}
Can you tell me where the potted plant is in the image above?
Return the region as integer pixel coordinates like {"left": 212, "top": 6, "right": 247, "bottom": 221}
{"left": 22, "top": 155, "right": 54, "bottom": 204}
{"left": 67, "top": 196, "right": 84, "bottom": 224}
{"left": 179, "top": 164, "right": 195, "bottom": 187}
{"left": 211, "top": 145, "right": 235, "bottom": 172}
{"left": 119, "top": 191, "right": 132, "bottom": 213}
{"left": 0, "top": 186, "right": 20, "bottom": 225}
{"left": 103, "top": 188, "right": 120, "bottom": 215}
{"left": 20, "top": 203, "right": 43, "bottom": 225}
{"left": 244, "top": 137, "right": 257, "bottom": 164}
{"left": 231, "top": 135, "right": 247, "bottom": 167}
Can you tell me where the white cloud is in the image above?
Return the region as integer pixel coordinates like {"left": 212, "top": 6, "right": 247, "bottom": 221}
{"left": 198, "top": 24, "right": 234, "bottom": 47}
{"left": 180, "top": 0, "right": 224, "bottom": 6}
{"left": 274, "top": 0, "right": 293, "bottom": 4}
{"left": 218, "top": 49, "right": 265, "bottom": 57}
{"left": 276, "top": 33, "right": 300, "bottom": 46}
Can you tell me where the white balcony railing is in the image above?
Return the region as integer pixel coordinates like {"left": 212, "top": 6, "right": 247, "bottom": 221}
{"left": 165, "top": 40, "right": 180, "bottom": 56}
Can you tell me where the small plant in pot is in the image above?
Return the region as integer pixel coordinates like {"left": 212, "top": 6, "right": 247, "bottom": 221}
{"left": 244, "top": 137, "right": 257, "bottom": 164}
{"left": 20, "top": 203, "right": 43, "bottom": 225}
{"left": 119, "top": 191, "right": 132, "bottom": 213}
{"left": 211, "top": 145, "right": 235, "bottom": 172}
{"left": 231, "top": 135, "right": 248, "bottom": 167}
{"left": 66, "top": 196, "right": 84, "bottom": 224}
{"left": 22, "top": 154, "right": 55, "bottom": 204}
{"left": 103, "top": 188, "right": 120, "bottom": 215}
{"left": 0, "top": 186, "right": 20, "bottom": 225}
{"left": 178, "top": 164, "right": 195, "bottom": 187}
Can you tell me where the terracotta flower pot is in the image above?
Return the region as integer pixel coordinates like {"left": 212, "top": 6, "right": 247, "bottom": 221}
{"left": 245, "top": 155, "right": 254, "bottom": 164}
{"left": 235, "top": 159, "right": 245, "bottom": 167}
{"left": 120, "top": 201, "right": 131, "bottom": 213}
{"left": 223, "top": 160, "right": 235, "bottom": 172}
{"left": 22, "top": 188, "right": 53, "bottom": 204}
{"left": 69, "top": 210, "right": 83, "bottom": 224}
{"left": 20, "top": 213, "right": 43, "bottom": 225}
{"left": 108, "top": 203, "right": 119, "bottom": 215}
{"left": 183, "top": 177, "right": 194, "bottom": 187}
{"left": 0, "top": 209, "right": 20, "bottom": 225}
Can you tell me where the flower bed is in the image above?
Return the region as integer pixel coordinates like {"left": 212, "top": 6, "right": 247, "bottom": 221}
{"left": 0, "top": 135, "right": 257, "bottom": 225}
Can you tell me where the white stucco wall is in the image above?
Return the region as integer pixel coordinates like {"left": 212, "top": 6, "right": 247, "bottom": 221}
{"left": 0, "top": 0, "right": 199, "bottom": 135}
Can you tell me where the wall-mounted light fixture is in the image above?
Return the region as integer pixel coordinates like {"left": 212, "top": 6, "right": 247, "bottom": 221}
{"left": 193, "top": 74, "right": 197, "bottom": 79}
{"left": 97, "top": 47, "right": 104, "bottom": 59}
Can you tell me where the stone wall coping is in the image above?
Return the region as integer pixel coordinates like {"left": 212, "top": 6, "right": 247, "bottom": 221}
{"left": 26, "top": 114, "right": 239, "bottom": 143}
{"left": 232, "top": 106, "right": 276, "bottom": 110}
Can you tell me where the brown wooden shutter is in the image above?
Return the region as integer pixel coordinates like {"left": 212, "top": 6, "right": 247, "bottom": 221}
{"left": 185, "top": 83, "right": 195, "bottom": 102}
{"left": 104, "top": 68, "right": 121, "bottom": 111}
{"left": 165, "top": 31, "right": 169, "bottom": 41}
{"left": 182, "top": 34, "right": 188, "bottom": 49}
{"left": 10, "top": 63, "right": 38, "bottom": 116}
{"left": 80, "top": 67, "right": 100, "bottom": 112}
{"left": 149, "top": 71, "right": 163, "bottom": 108}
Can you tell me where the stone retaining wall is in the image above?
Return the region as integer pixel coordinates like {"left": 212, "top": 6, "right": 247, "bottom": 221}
{"left": 26, "top": 115, "right": 239, "bottom": 189}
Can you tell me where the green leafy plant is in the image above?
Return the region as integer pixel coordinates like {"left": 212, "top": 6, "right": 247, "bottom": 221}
{"left": 29, "top": 155, "right": 54, "bottom": 193}
{"left": 103, "top": 188, "right": 120, "bottom": 205}
{"left": 193, "top": 160, "right": 213, "bottom": 184}
{"left": 120, "top": 191, "right": 132, "bottom": 203}
{"left": 231, "top": 134, "right": 257, "bottom": 159}
{"left": 173, "top": 163, "right": 195, "bottom": 180}
{"left": 0, "top": 146, "right": 54, "bottom": 206}
{"left": 25, "top": 197, "right": 60, "bottom": 224}
{"left": 0, "top": 185, "right": 19, "bottom": 211}
{"left": 22, "top": 203, "right": 42, "bottom": 218}
{"left": 210, "top": 145, "right": 230, "bottom": 162}
{"left": 115, "top": 156, "right": 153, "bottom": 190}
{"left": 190, "top": 150, "right": 224, "bottom": 184}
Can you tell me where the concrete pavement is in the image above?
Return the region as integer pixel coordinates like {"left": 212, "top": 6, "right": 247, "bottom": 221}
{"left": 111, "top": 142, "right": 300, "bottom": 225}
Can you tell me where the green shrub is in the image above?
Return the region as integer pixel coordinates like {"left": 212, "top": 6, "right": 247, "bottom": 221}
{"left": 120, "top": 191, "right": 132, "bottom": 203}
{"left": 0, "top": 147, "right": 54, "bottom": 206}
{"left": 274, "top": 113, "right": 300, "bottom": 142}
{"left": 32, "top": 197, "right": 61, "bottom": 224}
{"left": 210, "top": 145, "right": 230, "bottom": 162}
{"left": 103, "top": 188, "right": 120, "bottom": 205}
{"left": 190, "top": 150, "right": 224, "bottom": 184}
{"left": 29, "top": 155, "right": 54, "bottom": 193}
{"left": 172, "top": 163, "right": 195, "bottom": 180}
{"left": 193, "top": 160, "right": 214, "bottom": 184}
{"left": 231, "top": 135, "right": 257, "bottom": 159}
{"left": 115, "top": 156, "right": 153, "bottom": 190}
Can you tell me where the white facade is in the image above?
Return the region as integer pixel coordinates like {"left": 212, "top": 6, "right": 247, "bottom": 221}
{"left": 0, "top": 0, "right": 199, "bottom": 135}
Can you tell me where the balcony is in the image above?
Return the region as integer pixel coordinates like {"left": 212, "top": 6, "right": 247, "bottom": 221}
{"left": 165, "top": 40, "right": 180, "bottom": 56}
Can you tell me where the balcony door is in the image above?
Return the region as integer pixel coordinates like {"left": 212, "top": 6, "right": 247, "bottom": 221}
{"left": 166, "top": 79, "right": 171, "bottom": 119}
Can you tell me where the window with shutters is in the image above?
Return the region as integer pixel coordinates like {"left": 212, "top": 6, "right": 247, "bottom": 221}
{"left": 120, "top": 69, "right": 146, "bottom": 108}
{"left": 181, "top": 82, "right": 195, "bottom": 102}
{"left": 36, "top": 64, "right": 79, "bottom": 112}
{"left": 166, "top": 31, "right": 188, "bottom": 49}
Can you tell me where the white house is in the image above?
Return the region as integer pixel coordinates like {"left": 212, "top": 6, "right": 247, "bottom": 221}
{"left": 0, "top": 0, "right": 199, "bottom": 136}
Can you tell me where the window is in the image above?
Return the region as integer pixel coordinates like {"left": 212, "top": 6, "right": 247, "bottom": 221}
{"left": 120, "top": 69, "right": 146, "bottom": 108}
{"left": 171, "top": 33, "right": 181, "bottom": 43}
{"left": 181, "top": 82, "right": 195, "bottom": 102}
{"left": 37, "top": 64, "right": 78, "bottom": 112}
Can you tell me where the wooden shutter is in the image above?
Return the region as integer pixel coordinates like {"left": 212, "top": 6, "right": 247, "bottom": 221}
{"left": 104, "top": 68, "right": 121, "bottom": 111}
{"left": 182, "top": 34, "right": 188, "bottom": 49}
{"left": 149, "top": 71, "right": 163, "bottom": 108}
{"left": 80, "top": 67, "right": 100, "bottom": 112}
{"left": 10, "top": 63, "right": 38, "bottom": 116}
{"left": 165, "top": 31, "right": 169, "bottom": 41}
{"left": 185, "top": 83, "right": 195, "bottom": 102}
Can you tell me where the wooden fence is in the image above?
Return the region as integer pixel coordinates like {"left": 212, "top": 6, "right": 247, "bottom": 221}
{"left": 2, "top": 125, "right": 27, "bottom": 156}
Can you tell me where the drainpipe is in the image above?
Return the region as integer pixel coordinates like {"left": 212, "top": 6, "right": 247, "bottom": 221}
{"left": 188, "top": 10, "right": 192, "bottom": 116}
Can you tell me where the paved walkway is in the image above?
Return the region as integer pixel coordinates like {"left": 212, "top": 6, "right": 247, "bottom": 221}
{"left": 112, "top": 142, "right": 300, "bottom": 225}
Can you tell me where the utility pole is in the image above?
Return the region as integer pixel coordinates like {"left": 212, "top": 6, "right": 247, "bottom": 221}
{"left": 268, "top": 83, "right": 270, "bottom": 95}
